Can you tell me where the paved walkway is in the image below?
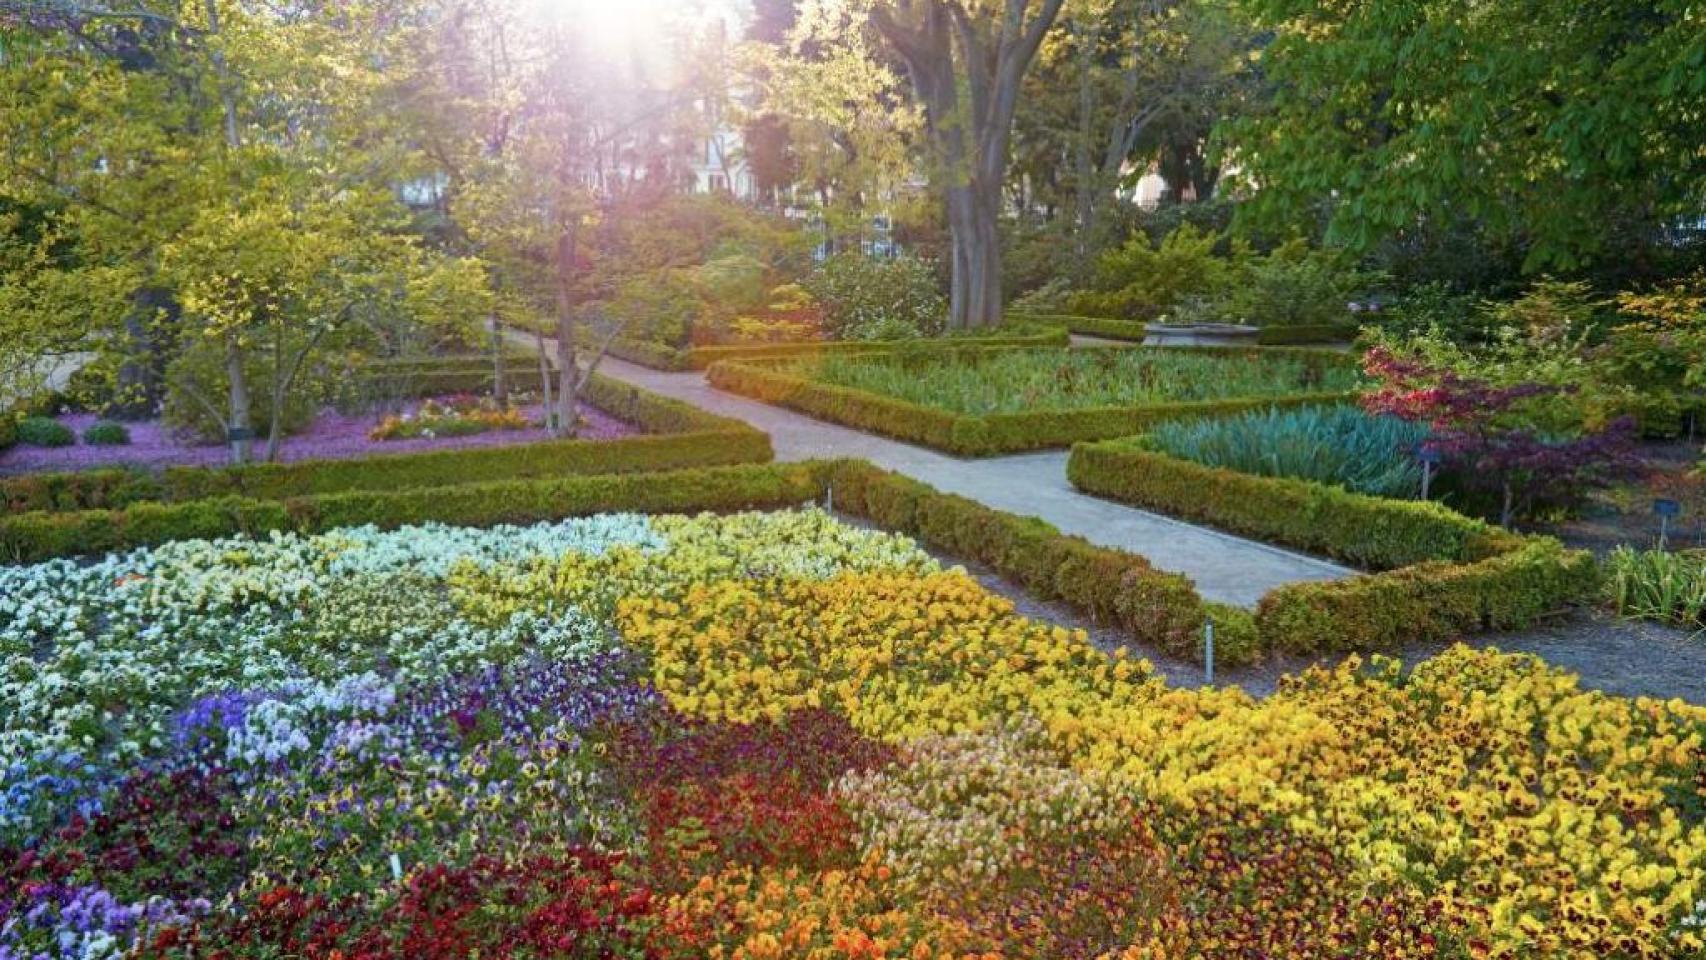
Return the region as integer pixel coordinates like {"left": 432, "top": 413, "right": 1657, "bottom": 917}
{"left": 560, "top": 343, "right": 1352, "bottom": 608}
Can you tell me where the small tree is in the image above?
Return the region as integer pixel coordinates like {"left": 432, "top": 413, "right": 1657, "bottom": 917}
{"left": 1362, "top": 345, "right": 1638, "bottom": 526}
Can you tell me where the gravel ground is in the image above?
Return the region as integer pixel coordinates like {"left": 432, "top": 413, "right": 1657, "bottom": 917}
{"left": 935, "top": 547, "right": 1704, "bottom": 704}
{"left": 0, "top": 400, "right": 639, "bottom": 475}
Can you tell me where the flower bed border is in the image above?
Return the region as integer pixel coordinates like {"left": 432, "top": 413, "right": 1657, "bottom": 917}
{"left": 1008, "top": 312, "right": 1149, "bottom": 342}
{"left": 564, "top": 325, "right": 1073, "bottom": 372}
{"left": 707, "top": 345, "right": 1357, "bottom": 457}
{"left": 1255, "top": 322, "right": 1361, "bottom": 345}
{"left": 1067, "top": 438, "right": 1598, "bottom": 656}
{"left": 0, "top": 458, "right": 1252, "bottom": 663}
{"left": 0, "top": 370, "right": 771, "bottom": 513}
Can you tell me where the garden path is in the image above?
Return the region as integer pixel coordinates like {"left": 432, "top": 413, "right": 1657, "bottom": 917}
{"left": 526, "top": 334, "right": 1354, "bottom": 608}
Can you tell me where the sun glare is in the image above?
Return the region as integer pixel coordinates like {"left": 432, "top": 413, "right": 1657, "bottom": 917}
{"left": 533, "top": 0, "right": 748, "bottom": 52}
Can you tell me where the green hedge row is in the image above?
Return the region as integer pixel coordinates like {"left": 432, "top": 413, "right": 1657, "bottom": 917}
{"left": 682, "top": 327, "right": 1070, "bottom": 370}
{"left": 0, "top": 373, "right": 771, "bottom": 514}
{"left": 570, "top": 327, "right": 1073, "bottom": 372}
{"left": 1067, "top": 439, "right": 1596, "bottom": 655}
{"left": 709, "top": 357, "right": 1352, "bottom": 457}
{"left": 1255, "top": 323, "right": 1361, "bottom": 345}
{"left": 1009, "top": 313, "right": 1149, "bottom": 342}
{"left": 1254, "top": 539, "right": 1598, "bottom": 655}
{"left": 813, "top": 459, "right": 1245, "bottom": 661}
{"left": 0, "top": 462, "right": 821, "bottom": 564}
{"left": 1066, "top": 439, "right": 1498, "bottom": 570}
{"left": 0, "top": 449, "right": 1258, "bottom": 666}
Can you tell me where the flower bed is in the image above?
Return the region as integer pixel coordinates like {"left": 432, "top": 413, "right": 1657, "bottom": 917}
{"left": 0, "top": 373, "right": 773, "bottom": 515}
{"left": 709, "top": 345, "right": 1357, "bottom": 456}
{"left": 1, "top": 504, "right": 1701, "bottom": 960}
{"left": 0, "top": 398, "right": 635, "bottom": 475}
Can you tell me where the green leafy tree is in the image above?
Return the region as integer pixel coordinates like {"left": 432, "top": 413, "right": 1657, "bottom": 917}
{"left": 1224, "top": 0, "right": 1706, "bottom": 274}
{"left": 1, "top": 0, "right": 484, "bottom": 462}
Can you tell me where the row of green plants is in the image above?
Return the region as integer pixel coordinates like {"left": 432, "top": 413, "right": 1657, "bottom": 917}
{"left": 1018, "top": 226, "right": 1376, "bottom": 330}
{"left": 1006, "top": 312, "right": 1150, "bottom": 342}
{"left": 0, "top": 455, "right": 1247, "bottom": 664}
{"left": 3, "top": 446, "right": 1603, "bottom": 668}
{"left": 794, "top": 346, "right": 1362, "bottom": 416}
{"left": 566, "top": 317, "right": 1072, "bottom": 371}
{"left": 710, "top": 356, "right": 1350, "bottom": 457}
{"left": 0, "top": 461, "right": 820, "bottom": 564}
{"left": 1068, "top": 438, "right": 1598, "bottom": 656}
{"left": 0, "top": 371, "right": 771, "bottom": 514}
{"left": 1604, "top": 546, "right": 1705, "bottom": 630}
{"left": 1148, "top": 405, "right": 1428, "bottom": 499}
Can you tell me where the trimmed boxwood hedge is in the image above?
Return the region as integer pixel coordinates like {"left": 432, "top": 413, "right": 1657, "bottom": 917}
{"left": 1066, "top": 439, "right": 1493, "bottom": 570}
{"left": 1067, "top": 437, "right": 1597, "bottom": 655}
{"left": 568, "top": 324, "right": 1072, "bottom": 372}
{"left": 0, "top": 372, "right": 771, "bottom": 514}
{"left": 0, "top": 462, "right": 823, "bottom": 564}
{"left": 813, "top": 459, "right": 1252, "bottom": 662}
{"left": 1255, "top": 323, "right": 1360, "bottom": 345}
{"left": 1009, "top": 313, "right": 1149, "bottom": 342}
{"left": 709, "top": 352, "right": 1354, "bottom": 457}
{"left": 0, "top": 454, "right": 1253, "bottom": 667}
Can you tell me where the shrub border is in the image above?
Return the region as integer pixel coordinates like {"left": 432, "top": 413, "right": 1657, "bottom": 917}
{"left": 0, "top": 456, "right": 1257, "bottom": 664}
{"left": 708, "top": 345, "right": 1356, "bottom": 456}
{"left": 1067, "top": 438, "right": 1598, "bottom": 656}
{"left": 1009, "top": 313, "right": 1149, "bottom": 342}
{"left": 566, "top": 325, "right": 1073, "bottom": 372}
{"left": 1255, "top": 322, "right": 1361, "bottom": 345}
{"left": 0, "top": 371, "right": 772, "bottom": 514}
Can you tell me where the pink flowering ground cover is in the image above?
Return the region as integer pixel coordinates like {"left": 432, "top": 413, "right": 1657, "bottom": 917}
{"left": 0, "top": 400, "right": 639, "bottom": 475}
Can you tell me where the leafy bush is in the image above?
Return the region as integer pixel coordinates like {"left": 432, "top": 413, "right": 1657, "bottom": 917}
{"left": 1150, "top": 406, "right": 1429, "bottom": 498}
{"left": 801, "top": 253, "right": 946, "bottom": 340}
{"left": 1604, "top": 547, "right": 1705, "bottom": 628}
{"left": 605, "top": 269, "right": 702, "bottom": 348}
{"left": 1375, "top": 281, "right": 1496, "bottom": 345}
{"left": 693, "top": 254, "right": 771, "bottom": 315}
{"left": 1070, "top": 223, "right": 1232, "bottom": 320}
{"left": 1008, "top": 278, "right": 1074, "bottom": 316}
{"left": 81, "top": 420, "right": 132, "bottom": 446}
{"left": 16, "top": 416, "right": 74, "bottom": 448}
{"left": 1362, "top": 344, "right": 1641, "bottom": 524}
{"left": 1208, "top": 239, "right": 1377, "bottom": 328}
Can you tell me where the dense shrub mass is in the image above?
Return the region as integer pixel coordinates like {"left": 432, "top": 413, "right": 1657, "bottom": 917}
{"left": 1, "top": 508, "right": 1700, "bottom": 960}
{"left": 1068, "top": 439, "right": 1601, "bottom": 653}
{"left": 800, "top": 252, "right": 947, "bottom": 340}
{"left": 79, "top": 421, "right": 131, "bottom": 446}
{"left": 797, "top": 347, "right": 1361, "bottom": 415}
{"left": 16, "top": 416, "right": 74, "bottom": 448}
{"left": 1149, "top": 405, "right": 1428, "bottom": 498}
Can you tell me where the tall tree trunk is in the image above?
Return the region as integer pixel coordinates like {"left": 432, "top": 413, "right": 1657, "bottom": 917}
{"left": 224, "top": 333, "right": 252, "bottom": 464}
{"left": 1072, "top": 17, "right": 1097, "bottom": 257}
{"left": 872, "top": 0, "right": 1066, "bottom": 332}
{"left": 490, "top": 315, "right": 508, "bottom": 406}
{"left": 207, "top": 0, "right": 251, "bottom": 464}
{"left": 553, "top": 226, "right": 580, "bottom": 438}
